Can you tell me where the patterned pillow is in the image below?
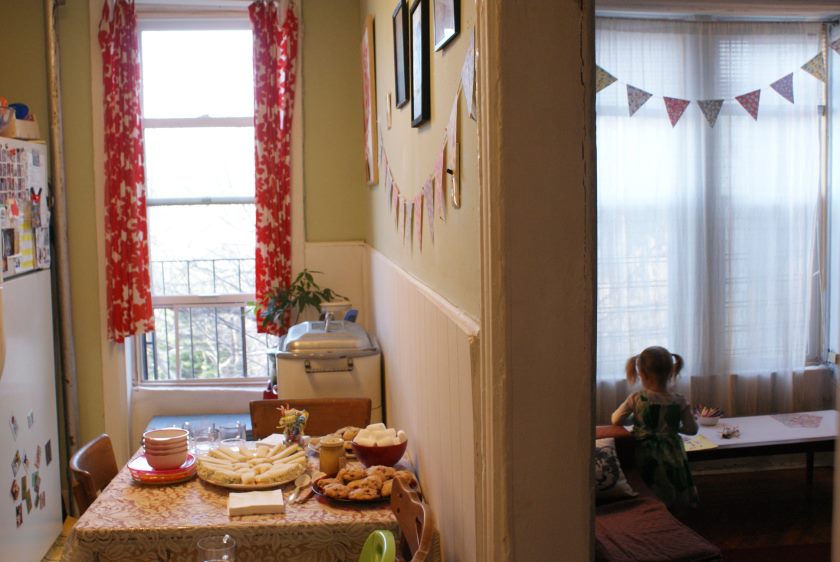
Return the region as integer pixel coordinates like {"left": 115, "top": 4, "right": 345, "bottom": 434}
{"left": 595, "top": 437, "right": 637, "bottom": 501}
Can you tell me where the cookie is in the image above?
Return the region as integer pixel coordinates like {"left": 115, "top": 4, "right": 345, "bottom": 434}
{"left": 367, "top": 465, "right": 396, "bottom": 479}
{"left": 381, "top": 479, "right": 393, "bottom": 497}
{"left": 338, "top": 464, "right": 367, "bottom": 482}
{"left": 323, "top": 483, "right": 350, "bottom": 499}
{"left": 393, "top": 470, "right": 417, "bottom": 487}
{"left": 342, "top": 427, "right": 361, "bottom": 441}
{"left": 316, "top": 477, "right": 341, "bottom": 488}
{"left": 349, "top": 486, "right": 379, "bottom": 501}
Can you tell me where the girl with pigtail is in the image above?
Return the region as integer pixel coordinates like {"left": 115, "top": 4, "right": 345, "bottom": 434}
{"left": 611, "top": 345, "right": 699, "bottom": 509}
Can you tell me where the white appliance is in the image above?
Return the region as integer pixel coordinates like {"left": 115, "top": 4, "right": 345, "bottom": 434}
{"left": 274, "top": 319, "right": 383, "bottom": 423}
{"left": 0, "top": 138, "right": 62, "bottom": 560}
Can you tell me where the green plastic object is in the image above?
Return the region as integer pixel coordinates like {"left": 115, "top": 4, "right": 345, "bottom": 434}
{"left": 358, "top": 530, "right": 396, "bottom": 562}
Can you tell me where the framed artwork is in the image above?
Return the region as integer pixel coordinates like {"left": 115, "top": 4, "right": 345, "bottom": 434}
{"left": 433, "top": 0, "right": 459, "bottom": 51}
{"left": 409, "top": 0, "right": 430, "bottom": 127}
{"left": 361, "top": 15, "right": 378, "bottom": 184}
{"left": 392, "top": 0, "right": 410, "bottom": 109}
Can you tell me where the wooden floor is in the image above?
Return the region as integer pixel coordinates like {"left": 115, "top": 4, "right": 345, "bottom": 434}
{"left": 678, "top": 467, "right": 833, "bottom": 561}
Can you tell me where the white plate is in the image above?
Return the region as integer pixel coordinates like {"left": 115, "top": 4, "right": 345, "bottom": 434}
{"left": 197, "top": 463, "right": 304, "bottom": 490}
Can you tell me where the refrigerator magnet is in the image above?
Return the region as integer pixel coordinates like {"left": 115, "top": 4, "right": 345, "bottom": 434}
{"left": 15, "top": 504, "right": 22, "bottom": 527}
{"left": 9, "top": 479, "right": 19, "bottom": 501}
{"left": 34, "top": 445, "right": 41, "bottom": 469}
{"left": 24, "top": 490, "right": 31, "bottom": 513}
{"left": 39, "top": 491, "right": 45, "bottom": 509}
{"left": 22, "top": 454, "right": 28, "bottom": 472}
{"left": 34, "top": 492, "right": 39, "bottom": 509}
{"left": 44, "top": 440, "right": 52, "bottom": 466}
{"left": 11, "top": 450, "right": 20, "bottom": 476}
{"left": 26, "top": 411, "right": 33, "bottom": 429}
{"left": 9, "top": 415, "right": 18, "bottom": 440}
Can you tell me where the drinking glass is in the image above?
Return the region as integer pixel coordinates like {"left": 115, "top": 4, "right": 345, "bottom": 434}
{"left": 196, "top": 534, "right": 235, "bottom": 562}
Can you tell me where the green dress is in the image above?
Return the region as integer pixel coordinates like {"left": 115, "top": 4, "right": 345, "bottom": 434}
{"left": 617, "top": 390, "right": 699, "bottom": 509}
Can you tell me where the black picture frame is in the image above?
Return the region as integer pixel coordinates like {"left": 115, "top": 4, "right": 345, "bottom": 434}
{"left": 392, "top": 0, "right": 410, "bottom": 109}
{"left": 433, "top": 0, "right": 459, "bottom": 51}
{"left": 409, "top": 0, "right": 430, "bottom": 127}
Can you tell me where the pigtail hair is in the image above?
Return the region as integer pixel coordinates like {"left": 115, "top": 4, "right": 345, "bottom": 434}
{"left": 625, "top": 355, "right": 639, "bottom": 385}
{"left": 671, "top": 353, "right": 684, "bottom": 379}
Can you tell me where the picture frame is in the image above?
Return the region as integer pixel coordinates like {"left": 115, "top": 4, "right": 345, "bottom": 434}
{"left": 392, "top": 0, "right": 410, "bottom": 109}
{"left": 361, "top": 15, "right": 378, "bottom": 184}
{"left": 409, "top": 0, "right": 430, "bottom": 127}
{"left": 433, "top": 0, "right": 459, "bottom": 51}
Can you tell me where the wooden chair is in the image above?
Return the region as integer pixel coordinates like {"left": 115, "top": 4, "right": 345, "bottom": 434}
{"left": 249, "top": 398, "right": 372, "bottom": 438}
{"left": 69, "top": 434, "right": 119, "bottom": 515}
{"left": 390, "top": 478, "right": 435, "bottom": 562}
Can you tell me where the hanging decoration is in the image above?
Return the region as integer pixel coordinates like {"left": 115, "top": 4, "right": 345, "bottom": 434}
{"left": 663, "top": 97, "right": 690, "bottom": 127}
{"left": 626, "top": 85, "right": 653, "bottom": 117}
{"left": 598, "top": 44, "right": 840, "bottom": 128}
{"left": 422, "top": 178, "right": 435, "bottom": 244}
{"left": 434, "top": 145, "right": 446, "bottom": 220}
{"left": 697, "top": 99, "right": 724, "bottom": 128}
{"left": 413, "top": 193, "right": 423, "bottom": 250}
{"left": 735, "top": 89, "right": 761, "bottom": 120}
{"left": 770, "top": 73, "right": 795, "bottom": 104}
{"left": 461, "top": 31, "right": 477, "bottom": 121}
{"left": 801, "top": 52, "right": 827, "bottom": 83}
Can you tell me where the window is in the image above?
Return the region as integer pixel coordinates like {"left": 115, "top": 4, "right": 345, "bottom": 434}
{"left": 595, "top": 18, "right": 826, "bottom": 418}
{"left": 138, "top": 22, "right": 276, "bottom": 381}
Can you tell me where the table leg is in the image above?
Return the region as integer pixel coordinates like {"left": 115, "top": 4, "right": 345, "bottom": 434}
{"left": 806, "top": 450, "right": 815, "bottom": 485}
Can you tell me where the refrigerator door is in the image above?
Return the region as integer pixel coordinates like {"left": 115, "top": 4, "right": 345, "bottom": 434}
{"left": 0, "top": 270, "right": 61, "bottom": 559}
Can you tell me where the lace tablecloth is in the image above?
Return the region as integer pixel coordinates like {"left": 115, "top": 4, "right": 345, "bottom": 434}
{"left": 61, "top": 457, "right": 440, "bottom": 562}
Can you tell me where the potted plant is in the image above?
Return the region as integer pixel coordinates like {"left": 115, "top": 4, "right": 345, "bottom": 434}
{"left": 258, "top": 269, "right": 344, "bottom": 335}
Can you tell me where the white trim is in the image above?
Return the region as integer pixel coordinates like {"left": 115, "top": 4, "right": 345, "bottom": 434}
{"left": 151, "top": 293, "right": 254, "bottom": 306}
{"left": 137, "top": 17, "right": 251, "bottom": 30}
{"left": 143, "top": 117, "right": 254, "bottom": 128}
{"left": 146, "top": 196, "right": 255, "bottom": 206}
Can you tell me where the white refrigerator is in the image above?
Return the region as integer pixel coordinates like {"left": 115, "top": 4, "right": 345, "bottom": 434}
{"left": 0, "top": 138, "right": 62, "bottom": 561}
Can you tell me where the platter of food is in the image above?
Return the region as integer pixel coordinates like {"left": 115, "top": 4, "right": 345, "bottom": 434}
{"left": 309, "top": 426, "right": 362, "bottom": 458}
{"left": 311, "top": 462, "right": 419, "bottom": 505}
{"left": 196, "top": 443, "right": 307, "bottom": 490}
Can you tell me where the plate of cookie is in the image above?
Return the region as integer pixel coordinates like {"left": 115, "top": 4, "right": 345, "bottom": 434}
{"left": 311, "top": 463, "right": 419, "bottom": 504}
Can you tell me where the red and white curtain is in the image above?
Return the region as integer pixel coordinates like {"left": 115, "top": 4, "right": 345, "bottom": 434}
{"left": 250, "top": 1, "right": 299, "bottom": 335}
{"left": 99, "top": 0, "right": 154, "bottom": 343}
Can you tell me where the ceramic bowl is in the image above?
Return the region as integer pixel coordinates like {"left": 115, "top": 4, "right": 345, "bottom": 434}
{"left": 144, "top": 441, "right": 189, "bottom": 454}
{"left": 143, "top": 428, "right": 189, "bottom": 445}
{"left": 351, "top": 440, "right": 408, "bottom": 468}
{"left": 145, "top": 448, "right": 188, "bottom": 470}
{"left": 698, "top": 416, "right": 720, "bottom": 426}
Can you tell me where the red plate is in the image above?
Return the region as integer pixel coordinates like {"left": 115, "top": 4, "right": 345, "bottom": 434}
{"left": 128, "top": 454, "right": 197, "bottom": 484}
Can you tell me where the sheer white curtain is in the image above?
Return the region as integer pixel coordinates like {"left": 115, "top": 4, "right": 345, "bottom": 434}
{"left": 596, "top": 18, "right": 825, "bottom": 423}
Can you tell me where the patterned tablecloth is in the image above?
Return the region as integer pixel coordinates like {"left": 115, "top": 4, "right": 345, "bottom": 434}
{"left": 61, "top": 456, "right": 441, "bottom": 562}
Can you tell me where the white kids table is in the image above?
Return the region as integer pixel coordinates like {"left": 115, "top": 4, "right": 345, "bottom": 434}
{"left": 686, "top": 409, "right": 837, "bottom": 483}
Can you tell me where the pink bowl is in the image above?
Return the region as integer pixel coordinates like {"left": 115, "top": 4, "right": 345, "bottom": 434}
{"left": 352, "top": 440, "right": 408, "bottom": 468}
{"left": 145, "top": 449, "right": 188, "bottom": 470}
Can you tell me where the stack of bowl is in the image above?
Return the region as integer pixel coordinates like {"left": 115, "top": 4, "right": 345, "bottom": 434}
{"left": 143, "top": 428, "right": 189, "bottom": 470}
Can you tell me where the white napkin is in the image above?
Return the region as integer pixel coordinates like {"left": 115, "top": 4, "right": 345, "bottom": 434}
{"left": 227, "top": 490, "right": 285, "bottom": 516}
{"left": 256, "top": 433, "right": 286, "bottom": 448}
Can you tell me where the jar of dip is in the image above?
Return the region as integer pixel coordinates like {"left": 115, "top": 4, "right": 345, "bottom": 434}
{"left": 319, "top": 436, "right": 345, "bottom": 476}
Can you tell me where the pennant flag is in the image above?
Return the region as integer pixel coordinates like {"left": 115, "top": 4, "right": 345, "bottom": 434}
{"left": 697, "top": 99, "right": 724, "bottom": 128}
{"left": 461, "top": 32, "right": 476, "bottom": 120}
{"left": 663, "top": 97, "right": 690, "bottom": 127}
{"left": 801, "top": 52, "right": 827, "bottom": 83}
{"left": 596, "top": 66, "right": 617, "bottom": 93}
{"left": 414, "top": 194, "right": 423, "bottom": 250}
{"left": 423, "top": 178, "right": 435, "bottom": 244}
{"left": 434, "top": 145, "right": 446, "bottom": 221}
{"left": 770, "top": 73, "right": 794, "bottom": 104}
{"left": 392, "top": 186, "right": 400, "bottom": 225}
{"left": 403, "top": 200, "right": 411, "bottom": 244}
{"left": 626, "top": 85, "right": 652, "bottom": 116}
{"left": 384, "top": 167, "right": 393, "bottom": 211}
{"left": 735, "top": 89, "right": 761, "bottom": 120}
{"left": 832, "top": 37, "right": 840, "bottom": 56}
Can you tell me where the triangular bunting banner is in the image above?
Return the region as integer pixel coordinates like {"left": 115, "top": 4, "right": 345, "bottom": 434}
{"left": 413, "top": 194, "right": 423, "bottom": 250}
{"left": 627, "top": 85, "right": 652, "bottom": 117}
{"left": 423, "top": 178, "right": 435, "bottom": 244}
{"left": 596, "top": 66, "right": 617, "bottom": 93}
{"left": 735, "top": 89, "right": 761, "bottom": 121}
{"left": 801, "top": 52, "right": 827, "bottom": 83}
{"left": 403, "top": 200, "right": 410, "bottom": 244}
{"left": 434, "top": 145, "right": 446, "bottom": 221}
{"left": 392, "top": 186, "right": 400, "bottom": 225}
{"left": 663, "top": 97, "right": 690, "bottom": 127}
{"left": 770, "top": 73, "right": 794, "bottom": 104}
{"left": 832, "top": 37, "right": 840, "bottom": 56}
{"left": 697, "top": 99, "right": 724, "bottom": 128}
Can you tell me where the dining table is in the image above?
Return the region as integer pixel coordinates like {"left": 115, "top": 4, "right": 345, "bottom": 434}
{"left": 61, "top": 450, "right": 442, "bottom": 562}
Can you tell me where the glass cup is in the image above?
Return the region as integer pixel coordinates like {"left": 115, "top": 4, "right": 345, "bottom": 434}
{"left": 196, "top": 534, "right": 235, "bottom": 562}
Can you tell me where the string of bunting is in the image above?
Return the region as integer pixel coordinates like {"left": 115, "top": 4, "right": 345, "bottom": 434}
{"left": 597, "top": 37, "right": 840, "bottom": 127}
{"left": 377, "top": 31, "right": 475, "bottom": 252}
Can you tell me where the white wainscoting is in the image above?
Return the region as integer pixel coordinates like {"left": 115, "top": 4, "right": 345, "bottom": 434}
{"left": 368, "top": 248, "right": 480, "bottom": 562}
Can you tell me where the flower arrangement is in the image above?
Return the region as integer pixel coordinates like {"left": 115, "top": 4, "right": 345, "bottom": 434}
{"left": 276, "top": 404, "right": 309, "bottom": 444}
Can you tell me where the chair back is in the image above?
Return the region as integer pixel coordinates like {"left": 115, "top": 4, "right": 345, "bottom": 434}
{"left": 359, "top": 529, "right": 396, "bottom": 562}
{"left": 69, "top": 434, "right": 119, "bottom": 514}
{"left": 390, "top": 478, "right": 435, "bottom": 562}
{"left": 249, "top": 398, "right": 372, "bottom": 438}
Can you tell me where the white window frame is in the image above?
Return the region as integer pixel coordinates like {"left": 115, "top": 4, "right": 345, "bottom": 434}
{"left": 131, "top": 14, "right": 305, "bottom": 386}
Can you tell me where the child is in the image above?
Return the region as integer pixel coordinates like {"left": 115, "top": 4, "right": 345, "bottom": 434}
{"left": 611, "top": 345, "right": 699, "bottom": 508}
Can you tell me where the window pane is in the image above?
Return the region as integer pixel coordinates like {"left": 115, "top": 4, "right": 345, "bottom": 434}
{"left": 145, "top": 127, "right": 255, "bottom": 200}
{"left": 141, "top": 29, "right": 254, "bottom": 118}
{"left": 149, "top": 204, "right": 255, "bottom": 295}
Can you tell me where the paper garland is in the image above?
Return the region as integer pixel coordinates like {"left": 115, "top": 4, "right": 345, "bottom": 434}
{"left": 770, "top": 73, "right": 794, "bottom": 104}
{"left": 599, "top": 44, "right": 840, "bottom": 128}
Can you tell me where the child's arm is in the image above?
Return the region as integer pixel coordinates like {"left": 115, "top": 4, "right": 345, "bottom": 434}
{"left": 610, "top": 396, "right": 634, "bottom": 426}
{"left": 679, "top": 400, "right": 698, "bottom": 435}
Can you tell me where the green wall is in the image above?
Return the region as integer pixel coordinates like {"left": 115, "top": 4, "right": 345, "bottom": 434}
{"left": 358, "top": 0, "right": 480, "bottom": 318}
{"left": 303, "top": 0, "right": 368, "bottom": 242}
